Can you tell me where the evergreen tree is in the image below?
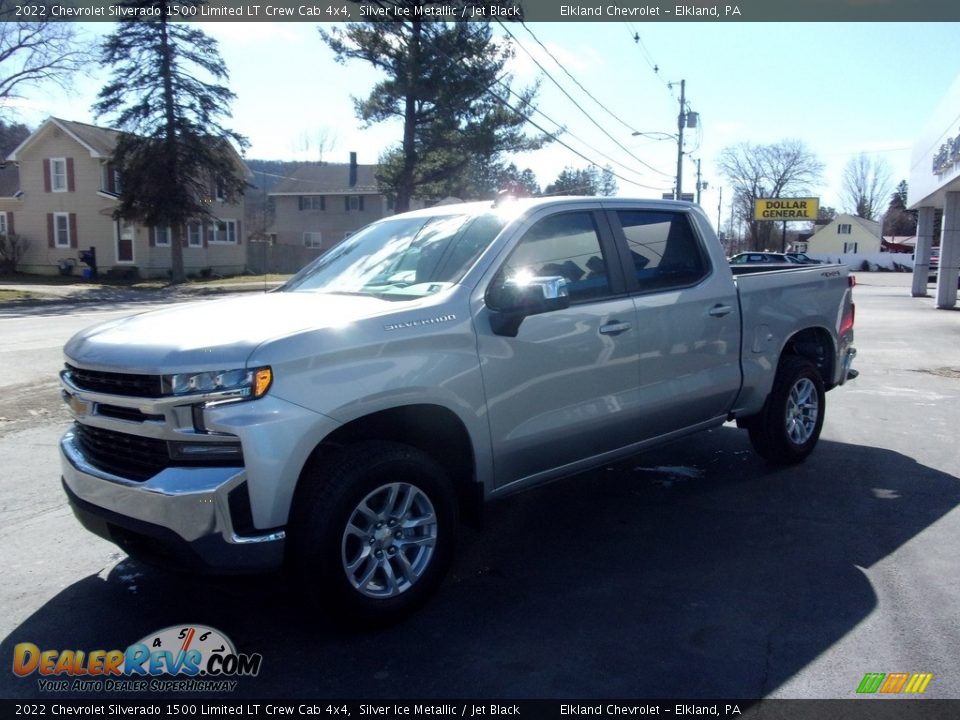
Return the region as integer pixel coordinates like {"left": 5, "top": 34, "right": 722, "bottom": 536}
{"left": 94, "top": 0, "right": 248, "bottom": 283}
{"left": 0, "top": 119, "right": 29, "bottom": 158}
{"left": 322, "top": 7, "right": 544, "bottom": 211}
{"left": 599, "top": 165, "right": 617, "bottom": 197}
{"left": 545, "top": 166, "right": 602, "bottom": 196}
{"left": 882, "top": 180, "right": 918, "bottom": 237}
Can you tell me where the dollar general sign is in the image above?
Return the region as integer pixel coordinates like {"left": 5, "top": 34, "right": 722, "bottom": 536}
{"left": 754, "top": 197, "right": 819, "bottom": 221}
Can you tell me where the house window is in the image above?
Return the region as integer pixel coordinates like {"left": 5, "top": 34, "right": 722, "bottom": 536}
{"left": 843, "top": 242, "right": 858, "bottom": 253}
{"left": 215, "top": 177, "right": 226, "bottom": 201}
{"left": 54, "top": 213, "right": 70, "bottom": 247}
{"left": 837, "top": 224, "right": 852, "bottom": 234}
{"left": 51, "top": 158, "right": 68, "bottom": 192}
{"left": 154, "top": 226, "right": 171, "bottom": 246}
{"left": 103, "top": 163, "right": 122, "bottom": 194}
{"left": 188, "top": 222, "right": 203, "bottom": 247}
{"left": 303, "top": 232, "right": 323, "bottom": 248}
{"left": 210, "top": 219, "right": 237, "bottom": 244}
{"left": 299, "top": 196, "right": 325, "bottom": 211}
{"left": 346, "top": 195, "right": 365, "bottom": 211}
{"left": 0, "top": 213, "right": 7, "bottom": 235}
{"left": 117, "top": 221, "right": 134, "bottom": 263}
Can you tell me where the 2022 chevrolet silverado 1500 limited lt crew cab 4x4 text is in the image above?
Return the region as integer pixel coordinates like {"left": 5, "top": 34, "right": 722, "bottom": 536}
{"left": 59, "top": 197, "right": 856, "bottom": 622}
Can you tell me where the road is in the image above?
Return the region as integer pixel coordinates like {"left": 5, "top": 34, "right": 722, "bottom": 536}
{"left": 0, "top": 275, "right": 959, "bottom": 701}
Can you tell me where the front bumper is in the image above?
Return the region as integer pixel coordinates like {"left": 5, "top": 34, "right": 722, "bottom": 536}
{"left": 60, "top": 428, "right": 285, "bottom": 573}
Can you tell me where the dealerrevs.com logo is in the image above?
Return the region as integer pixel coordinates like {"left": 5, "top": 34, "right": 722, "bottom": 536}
{"left": 12, "top": 624, "right": 262, "bottom": 693}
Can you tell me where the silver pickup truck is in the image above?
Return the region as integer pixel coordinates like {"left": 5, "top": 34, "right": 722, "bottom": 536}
{"left": 59, "top": 197, "right": 856, "bottom": 622}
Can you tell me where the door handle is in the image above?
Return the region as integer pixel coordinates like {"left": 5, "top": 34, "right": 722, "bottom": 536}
{"left": 599, "top": 321, "right": 632, "bottom": 335}
{"left": 708, "top": 304, "right": 734, "bottom": 318}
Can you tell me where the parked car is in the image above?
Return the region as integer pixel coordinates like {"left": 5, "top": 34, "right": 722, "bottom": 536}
{"left": 785, "top": 252, "right": 823, "bottom": 264}
{"left": 929, "top": 250, "right": 939, "bottom": 283}
{"left": 59, "top": 197, "right": 857, "bottom": 623}
{"left": 728, "top": 252, "right": 798, "bottom": 265}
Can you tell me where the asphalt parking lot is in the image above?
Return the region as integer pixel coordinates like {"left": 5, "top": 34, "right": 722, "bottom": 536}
{"left": 0, "top": 271, "right": 958, "bottom": 701}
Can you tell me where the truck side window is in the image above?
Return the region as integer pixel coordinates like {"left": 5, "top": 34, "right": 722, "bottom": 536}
{"left": 616, "top": 210, "right": 707, "bottom": 291}
{"left": 497, "top": 212, "right": 611, "bottom": 303}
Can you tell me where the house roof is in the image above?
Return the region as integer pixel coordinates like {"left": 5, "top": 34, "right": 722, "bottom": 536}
{"left": 269, "top": 162, "right": 381, "bottom": 196}
{"left": 811, "top": 213, "right": 881, "bottom": 238}
{"left": 882, "top": 235, "right": 917, "bottom": 245}
{"left": 55, "top": 118, "right": 120, "bottom": 157}
{"left": 7, "top": 117, "right": 116, "bottom": 161}
{"left": 7, "top": 117, "right": 252, "bottom": 179}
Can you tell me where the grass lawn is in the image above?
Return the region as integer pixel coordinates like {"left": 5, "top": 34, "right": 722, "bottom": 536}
{"left": 0, "top": 288, "right": 50, "bottom": 303}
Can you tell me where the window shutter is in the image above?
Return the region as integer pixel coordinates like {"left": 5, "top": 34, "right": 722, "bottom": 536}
{"left": 47, "top": 213, "right": 54, "bottom": 248}
{"left": 344, "top": 196, "right": 350, "bottom": 212}
{"left": 359, "top": 196, "right": 365, "bottom": 211}
{"left": 299, "top": 196, "right": 305, "bottom": 211}
{"left": 43, "top": 160, "right": 51, "bottom": 193}
{"left": 149, "top": 227, "right": 156, "bottom": 247}
{"left": 181, "top": 228, "right": 187, "bottom": 247}
{"left": 203, "top": 224, "right": 209, "bottom": 248}
{"left": 320, "top": 195, "right": 326, "bottom": 211}
{"left": 69, "top": 214, "right": 78, "bottom": 249}
{"left": 236, "top": 220, "right": 242, "bottom": 245}
{"left": 66, "top": 158, "right": 75, "bottom": 192}
{"left": 7, "top": 212, "right": 14, "bottom": 235}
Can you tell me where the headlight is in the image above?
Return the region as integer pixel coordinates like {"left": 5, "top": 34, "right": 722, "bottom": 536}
{"left": 163, "top": 366, "right": 272, "bottom": 399}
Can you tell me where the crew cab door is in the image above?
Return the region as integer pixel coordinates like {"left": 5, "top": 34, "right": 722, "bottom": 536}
{"left": 607, "top": 206, "right": 741, "bottom": 438}
{"left": 474, "top": 207, "right": 642, "bottom": 489}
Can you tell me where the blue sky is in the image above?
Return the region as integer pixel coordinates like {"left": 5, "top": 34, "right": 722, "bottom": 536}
{"left": 11, "top": 20, "right": 960, "bottom": 230}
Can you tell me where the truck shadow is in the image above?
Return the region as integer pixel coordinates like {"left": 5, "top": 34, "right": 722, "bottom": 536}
{"left": 2, "top": 427, "right": 958, "bottom": 699}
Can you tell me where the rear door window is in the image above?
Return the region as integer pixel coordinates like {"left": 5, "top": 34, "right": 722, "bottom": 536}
{"left": 614, "top": 210, "right": 708, "bottom": 292}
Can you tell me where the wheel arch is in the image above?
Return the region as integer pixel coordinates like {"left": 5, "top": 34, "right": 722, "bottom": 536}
{"left": 294, "top": 404, "right": 482, "bottom": 528}
{"left": 781, "top": 325, "right": 836, "bottom": 388}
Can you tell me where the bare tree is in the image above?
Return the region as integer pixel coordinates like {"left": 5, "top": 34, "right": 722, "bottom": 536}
{"left": 0, "top": 4, "right": 94, "bottom": 115}
{"left": 841, "top": 153, "right": 893, "bottom": 221}
{"left": 717, "top": 140, "right": 824, "bottom": 250}
{"left": 293, "top": 127, "right": 337, "bottom": 164}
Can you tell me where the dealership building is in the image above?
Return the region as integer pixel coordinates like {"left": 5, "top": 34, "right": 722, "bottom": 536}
{"left": 910, "top": 74, "right": 960, "bottom": 308}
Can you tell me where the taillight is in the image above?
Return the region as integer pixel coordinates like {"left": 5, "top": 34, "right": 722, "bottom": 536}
{"left": 840, "top": 277, "right": 855, "bottom": 335}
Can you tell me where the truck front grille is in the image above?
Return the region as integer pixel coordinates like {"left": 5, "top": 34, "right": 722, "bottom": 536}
{"left": 65, "top": 364, "right": 162, "bottom": 398}
{"left": 74, "top": 423, "right": 170, "bottom": 481}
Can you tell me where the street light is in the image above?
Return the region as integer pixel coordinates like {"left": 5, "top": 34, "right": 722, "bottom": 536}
{"left": 630, "top": 79, "right": 696, "bottom": 200}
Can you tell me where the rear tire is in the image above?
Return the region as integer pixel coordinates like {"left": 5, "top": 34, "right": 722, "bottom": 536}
{"left": 747, "top": 355, "right": 825, "bottom": 465}
{"left": 288, "top": 441, "right": 458, "bottom": 625}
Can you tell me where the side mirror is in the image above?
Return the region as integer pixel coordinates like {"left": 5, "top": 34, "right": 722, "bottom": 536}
{"left": 486, "top": 275, "right": 570, "bottom": 337}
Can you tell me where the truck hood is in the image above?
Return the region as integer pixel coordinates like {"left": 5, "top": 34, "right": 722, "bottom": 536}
{"left": 64, "top": 291, "right": 395, "bottom": 374}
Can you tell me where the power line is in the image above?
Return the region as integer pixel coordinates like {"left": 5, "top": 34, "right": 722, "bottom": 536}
{"left": 483, "top": 83, "right": 668, "bottom": 192}
{"left": 498, "top": 21, "right": 673, "bottom": 180}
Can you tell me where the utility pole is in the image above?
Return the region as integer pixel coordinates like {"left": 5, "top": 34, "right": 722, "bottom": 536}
{"left": 695, "top": 158, "right": 704, "bottom": 204}
{"left": 675, "top": 79, "right": 685, "bottom": 200}
{"left": 717, "top": 186, "right": 722, "bottom": 230}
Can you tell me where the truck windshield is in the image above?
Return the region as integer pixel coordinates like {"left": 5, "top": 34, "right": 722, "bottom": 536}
{"left": 282, "top": 212, "right": 507, "bottom": 300}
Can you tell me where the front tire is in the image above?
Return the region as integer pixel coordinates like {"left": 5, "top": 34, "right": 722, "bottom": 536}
{"left": 747, "top": 355, "right": 825, "bottom": 465}
{"left": 288, "top": 441, "right": 458, "bottom": 625}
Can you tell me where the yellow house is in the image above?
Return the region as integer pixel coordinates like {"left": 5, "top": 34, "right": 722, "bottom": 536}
{"left": 5, "top": 117, "right": 250, "bottom": 278}
{"left": 807, "top": 213, "right": 882, "bottom": 256}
